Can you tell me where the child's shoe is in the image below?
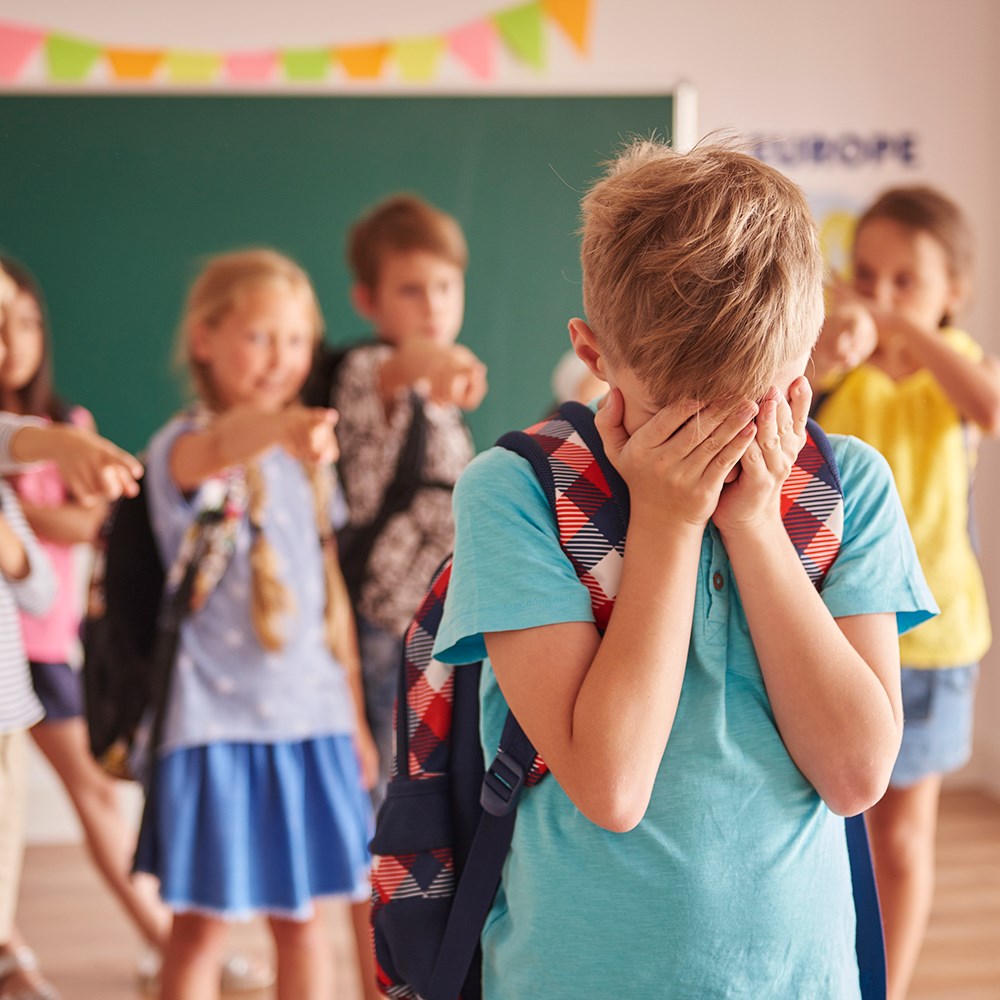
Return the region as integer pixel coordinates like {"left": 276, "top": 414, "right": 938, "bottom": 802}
{"left": 137, "top": 948, "right": 275, "bottom": 995}
{"left": 0, "top": 945, "right": 61, "bottom": 1000}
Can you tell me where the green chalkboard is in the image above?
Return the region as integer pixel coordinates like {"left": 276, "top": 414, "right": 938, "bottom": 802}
{"left": 0, "top": 95, "right": 672, "bottom": 451}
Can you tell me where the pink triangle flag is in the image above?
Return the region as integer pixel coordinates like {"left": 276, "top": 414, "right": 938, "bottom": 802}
{"left": 0, "top": 21, "right": 45, "bottom": 82}
{"left": 447, "top": 19, "right": 496, "bottom": 80}
{"left": 224, "top": 51, "right": 277, "bottom": 83}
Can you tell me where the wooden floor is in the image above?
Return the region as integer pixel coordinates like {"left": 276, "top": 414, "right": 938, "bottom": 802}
{"left": 15, "top": 789, "right": 1000, "bottom": 999}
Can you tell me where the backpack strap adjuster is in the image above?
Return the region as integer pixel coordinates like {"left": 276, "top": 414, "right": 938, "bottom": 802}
{"left": 480, "top": 750, "right": 526, "bottom": 816}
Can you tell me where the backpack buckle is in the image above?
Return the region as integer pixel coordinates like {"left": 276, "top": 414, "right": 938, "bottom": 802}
{"left": 480, "top": 750, "right": 526, "bottom": 817}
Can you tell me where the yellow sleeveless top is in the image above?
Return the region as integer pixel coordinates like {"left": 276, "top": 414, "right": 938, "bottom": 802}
{"left": 815, "top": 327, "right": 991, "bottom": 667}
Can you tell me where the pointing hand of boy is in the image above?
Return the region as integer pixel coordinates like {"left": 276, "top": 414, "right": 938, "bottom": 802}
{"left": 384, "top": 339, "right": 488, "bottom": 411}
{"left": 712, "top": 376, "right": 812, "bottom": 536}
{"left": 418, "top": 343, "right": 488, "bottom": 411}
{"left": 595, "top": 388, "right": 758, "bottom": 529}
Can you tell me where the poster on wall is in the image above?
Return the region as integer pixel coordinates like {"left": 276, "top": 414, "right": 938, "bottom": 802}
{"left": 751, "top": 129, "right": 921, "bottom": 275}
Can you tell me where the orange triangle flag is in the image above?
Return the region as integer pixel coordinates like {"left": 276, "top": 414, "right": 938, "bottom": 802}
{"left": 108, "top": 49, "right": 164, "bottom": 81}
{"left": 543, "top": 0, "right": 590, "bottom": 54}
{"left": 338, "top": 42, "right": 389, "bottom": 80}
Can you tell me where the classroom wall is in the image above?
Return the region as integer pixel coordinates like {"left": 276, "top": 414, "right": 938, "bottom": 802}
{"left": 12, "top": 0, "right": 1000, "bottom": 842}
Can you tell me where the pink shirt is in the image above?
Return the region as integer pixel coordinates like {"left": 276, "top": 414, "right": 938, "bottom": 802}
{"left": 13, "top": 407, "right": 91, "bottom": 665}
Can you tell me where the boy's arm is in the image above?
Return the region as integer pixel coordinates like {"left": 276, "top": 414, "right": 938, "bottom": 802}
{"left": 485, "top": 392, "right": 759, "bottom": 833}
{"left": 715, "top": 380, "right": 903, "bottom": 816}
{"left": 379, "top": 340, "right": 487, "bottom": 411}
{"left": 170, "top": 404, "right": 338, "bottom": 491}
{"left": 0, "top": 485, "right": 55, "bottom": 617}
{"left": 875, "top": 313, "right": 1000, "bottom": 433}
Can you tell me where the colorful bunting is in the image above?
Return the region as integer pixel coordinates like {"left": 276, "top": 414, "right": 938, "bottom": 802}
{"left": 45, "top": 34, "right": 101, "bottom": 82}
{"left": 0, "top": 1, "right": 591, "bottom": 88}
{"left": 0, "top": 22, "right": 44, "bottom": 82}
{"left": 447, "top": 20, "right": 497, "bottom": 81}
{"left": 494, "top": 2, "right": 545, "bottom": 70}
{"left": 166, "top": 51, "right": 221, "bottom": 85}
{"left": 282, "top": 48, "right": 331, "bottom": 82}
{"left": 543, "top": 0, "right": 590, "bottom": 54}
{"left": 393, "top": 36, "right": 445, "bottom": 83}
{"left": 107, "top": 48, "right": 163, "bottom": 81}
{"left": 338, "top": 42, "right": 389, "bottom": 80}
{"left": 225, "top": 51, "right": 277, "bottom": 83}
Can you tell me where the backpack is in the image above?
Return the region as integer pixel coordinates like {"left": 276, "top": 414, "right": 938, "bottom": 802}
{"left": 82, "top": 477, "right": 231, "bottom": 781}
{"left": 370, "top": 401, "right": 886, "bottom": 1000}
{"left": 302, "top": 340, "right": 454, "bottom": 604}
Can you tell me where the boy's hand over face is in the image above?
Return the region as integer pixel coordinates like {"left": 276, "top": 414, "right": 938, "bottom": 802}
{"left": 712, "top": 376, "right": 811, "bottom": 536}
{"left": 595, "top": 388, "right": 758, "bottom": 529}
{"left": 281, "top": 406, "right": 339, "bottom": 465}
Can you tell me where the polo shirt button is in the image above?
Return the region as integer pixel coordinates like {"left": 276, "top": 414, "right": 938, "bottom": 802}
{"left": 712, "top": 571, "right": 724, "bottom": 591}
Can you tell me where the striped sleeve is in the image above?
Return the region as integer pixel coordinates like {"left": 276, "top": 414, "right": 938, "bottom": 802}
{"left": 0, "top": 412, "right": 46, "bottom": 472}
{"left": 0, "top": 480, "right": 49, "bottom": 731}
{"left": 0, "top": 482, "right": 55, "bottom": 617}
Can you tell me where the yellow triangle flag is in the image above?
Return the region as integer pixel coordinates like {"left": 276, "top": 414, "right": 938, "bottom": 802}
{"left": 543, "top": 0, "right": 590, "bottom": 54}
{"left": 166, "top": 51, "right": 221, "bottom": 84}
{"left": 338, "top": 42, "right": 389, "bottom": 80}
{"left": 394, "top": 36, "right": 444, "bottom": 82}
{"left": 108, "top": 49, "right": 163, "bottom": 81}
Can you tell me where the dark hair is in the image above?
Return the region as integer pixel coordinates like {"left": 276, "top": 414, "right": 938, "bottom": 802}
{"left": 0, "top": 257, "right": 67, "bottom": 421}
{"left": 347, "top": 194, "right": 468, "bottom": 289}
{"left": 855, "top": 186, "right": 973, "bottom": 326}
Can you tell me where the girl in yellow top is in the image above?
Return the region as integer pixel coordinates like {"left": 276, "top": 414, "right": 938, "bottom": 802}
{"left": 813, "top": 186, "right": 1000, "bottom": 1000}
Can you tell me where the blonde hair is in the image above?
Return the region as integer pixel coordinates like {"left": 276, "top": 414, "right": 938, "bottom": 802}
{"left": 347, "top": 194, "right": 468, "bottom": 289}
{"left": 580, "top": 139, "right": 824, "bottom": 406}
{"left": 180, "top": 249, "right": 350, "bottom": 662}
{"left": 181, "top": 248, "right": 323, "bottom": 408}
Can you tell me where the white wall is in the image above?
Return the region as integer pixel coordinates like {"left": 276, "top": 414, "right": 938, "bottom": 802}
{"left": 12, "top": 0, "right": 1000, "bottom": 840}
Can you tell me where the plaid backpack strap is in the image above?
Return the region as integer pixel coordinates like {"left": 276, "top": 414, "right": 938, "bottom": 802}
{"left": 499, "top": 401, "right": 629, "bottom": 634}
{"left": 782, "top": 417, "right": 844, "bottom": 588}
{"left": 397, "top": 558, "right": 457, "bottom": 781}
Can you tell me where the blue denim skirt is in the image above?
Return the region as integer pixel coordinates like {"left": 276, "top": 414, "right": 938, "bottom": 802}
{"left": 891, "top": 665, "right": 979, "bottom": 787}
{"left": 134, "top": 735, "right": 372, "bottom": 919}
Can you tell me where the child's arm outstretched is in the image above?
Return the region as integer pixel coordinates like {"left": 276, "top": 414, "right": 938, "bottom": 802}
{"left": 379, "top": 339, "right": 487, "bottom": 411}
{"left": 17, "top": 411, "right": 107, "bottom": 544}
{"left": 484, "top": 393, "right": 759, "bottom": 832}
{"left": 811, "top": 281, "right": 878, "bottom": 386}
{"left": 714, "top": 378, "right": 902, "bottom": 816}
{"left": 170, "top": 404, "right": 338, "bottom": 490}
{"left": 0, "top": 415, "right": 142, "bottom": 504}
{"left": 870, "top": 309, "right": 1000, "bottom": 433}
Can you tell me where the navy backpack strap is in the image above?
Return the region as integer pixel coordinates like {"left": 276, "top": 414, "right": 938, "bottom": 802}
{"left": 805, "top": 419, "right": 886, "bottom": 999}
{"left": 847, "top": 813, "right": 887, "bottom": 999}
{"left": 426, "top": 714, "right": 538, "bottom": 1000}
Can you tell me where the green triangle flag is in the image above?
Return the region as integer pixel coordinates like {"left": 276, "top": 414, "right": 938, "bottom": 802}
{"left": 282, "top": 47, "right": 331, "bottom": 82}
{"left": 46, "top": 34, "right": 102, "bottom": 82}
{"left": 494, "top": 2, "right": 545, "bottom": 70}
